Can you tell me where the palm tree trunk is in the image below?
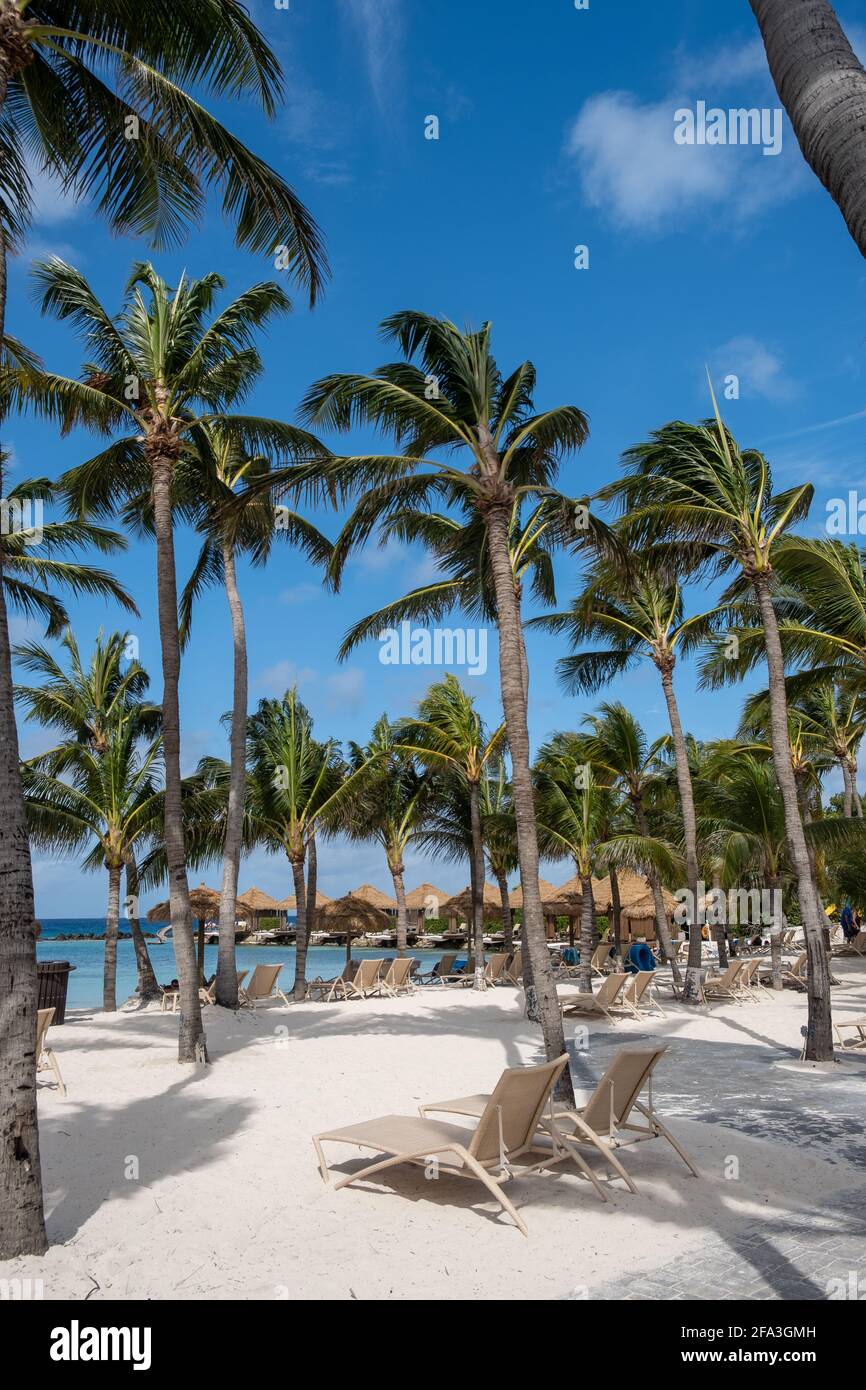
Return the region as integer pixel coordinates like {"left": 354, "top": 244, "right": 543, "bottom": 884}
{"left": 767, "top": 871, "right": 784, "bottom": 990}
{"left": 842, "top": 758, "right": 854, "bottom": 817}
{"left": 0, "top": 209, "right": 47, "bottom": 1255}
{"left": 711, "top": 874, "right": 730, "bottom": 971}
{"left": 215, "top": 540, "right": 246, "bottom": 1009}
{"left": 469, "top": 780, "right": 486, "bottom": 989}
{"left": 749, "top": 0, "right": 866, "bottom": 258}
{"left": 753, "top": 576, "right": 833, "bottom": 1058}
{"left": 124, "top": 853, "right": 160, "bottom": 1002}
{"left": 390, "top": 858, "right": 409, "bottom": 955}
{"left": 150, "top": 450, "right": 206, "bottom": 1063}
{"left": 306, "top": 834, "right": 318, "bottom": 938}
{"left": 578, "top": 875, "right": 594, "bottom": 991}
{"left": 103, "top": 862, "right": 121, "bottom": 1012}
{"left": 634, "top": 798, "right": 682, "bottom": 983}
{"left": 657, "top": 661, "right": 701, "bottom": 1001}
{"left": 482, "top": 499, "right": 572, "bottom": 1102}
{"left": 609, "top": 865, "right": 622, "bottom": 960}
{"left": 496, "top": 872, "right": 513, "bottom": 952}
{"left": 291, "top": 855, "right": 308, "bottom": 1002}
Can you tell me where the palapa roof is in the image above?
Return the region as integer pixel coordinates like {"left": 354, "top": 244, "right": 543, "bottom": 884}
{"left": 440, "top": 882, "right": 503, "bottom": 920}
{"left": 404, "top": 882, "right": 450, "bottom": 911}
{"left": 276, "top": 890, "right": 333, "bottom": 910}
{"left": 508, "top": 878, "right": 558, "bottom": 909}
{"left": 236, "top": 886, "right": 283, "bottom": 912}
{"left": 318, "top": 894, "right": 392, "bottom": 929}
{"left": 349, "top": 882, "right": 397, "bottom": 909}
{"left": 621, "top": 887, "right": 677, "bottom": 920}
{"left": 146, "top": 882, "right": 219, "bottom": 922}
{"left": 549, "top": 871, "right": 658, "bottom": 914}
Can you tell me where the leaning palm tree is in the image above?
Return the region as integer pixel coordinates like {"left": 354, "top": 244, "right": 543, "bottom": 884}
{"left": 481, "top": 760, "right": 519, "bottom": 953}
{"left": 398, "top": 675, "right": 505, "bottom": 991}
{"left": 531, "top": 564, "right": 721, "bottom": 1001}
{"left": 608, "top": 389, "right": 833, "bottom": 1058}
{"left": 749, "top": 1, "right": 866, "bottom": 259}
{"left": 22, "top": 711, "right": 164, "bottom": 1011}
{"left": 26, "top": 259, "right": 313, "bottom": 1063}
{"left": 14, "top": 628, "right": 162, "bottom": 1001}
{"left": 179, "top": 424, "right": 332, "bottom": 1008}
{"left": 293, "top": 312, "right": 603, "bottom": 1096}
{"left": 343, "top": 716, "right": 434, "bottom": 954}
{"left": 0, "top": 1, "right": 328, "bottom": 1256}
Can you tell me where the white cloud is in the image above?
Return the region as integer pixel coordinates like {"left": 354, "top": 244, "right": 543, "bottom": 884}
{"left": 28, "top": 164, "right": 79, "bottom": 226}
{"left": 255, "top": 660, "right": 318, "bottom": 692}
{"left": 279, "top": 583, "right": 322, "bottom": 606}
{"left": 708, "top": 336, "right": 797, "bottom": 403}
{"left": 345, "top": 0, "right": 402, "bottom": 108}
{"left": 325, "top": 668, "right": 365, "bottom": 712}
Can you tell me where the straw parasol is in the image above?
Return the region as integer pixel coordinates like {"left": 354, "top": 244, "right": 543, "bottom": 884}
{"left": 277, "top": 890, "right": 333, "bottom": 911}
{"left": 440, "top": 882, "right": 502, "bottom": 925}
{"left": 349, "top": 882, "right": 397, "bottom": 910}
{"left": 507, "top": 878, "right": 558, "bottom": 909}
{"left": 147, "top": 883, "right": 220, "bottom": 979}
{"left": 319, "top": 893, "right": 393, "bottom": 963}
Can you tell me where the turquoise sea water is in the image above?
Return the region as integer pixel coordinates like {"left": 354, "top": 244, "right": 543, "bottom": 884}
{"left": 36, "top": 920, "right": 444, "bottom": 1009}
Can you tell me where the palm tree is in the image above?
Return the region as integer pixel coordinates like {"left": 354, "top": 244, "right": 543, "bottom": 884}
{"left": 344, "top": 716, "right": 433, "bottom": 954}
{"left": 398, "top": 676, "right": 505, "bottom": 991}
{"left": 534, "top": 740, "right": 680, "bottom": 991}
{"left": 609, "top": 391, "right": 833, "bottom": 1058}
{"left": 749, "top": 1, "right": 866, "bottom": 258}
{"left": 581, "top": 702, "right": 682, "bottom": 982}
{"left": 0, "top": 0, "right": 327, "bottom": 1259}
{"left": 27, "top": 259, "right": 308, "bottom": 1063}
{"left": 532, "top": 565, "right": 720, "bottom": 1000}
{"left": 295, "top": 312, "right": 600, "bottom": 1096}
{"left": 22, "top": 709, "right": 164, "bottom": 1011}
{"left": 14, "top": 628, "right": 162, "bottom": 1001}
{"left": 481, "top": 761, "right": 518, "bottom": 952}
{"left": 179, "top": 424, "right": 332, "bottom": 1007}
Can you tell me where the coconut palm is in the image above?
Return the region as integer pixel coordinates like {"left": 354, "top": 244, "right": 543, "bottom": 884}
{"left": 292, "top": 312, "right": 604, "bottom": 1095}
{"left": 534, "top": 741, "right": 681, "bottom": 992}
{"left": 531, "top": 564, "right": 721, "bottom": 1000}
{"left": 343, "top": 716, "right": 434, "bottom": 955}
{"left": 481, "top": 760, "right": 518, "bottom": 952}
{"left": 178, "top": 424, "right": 332, "bottom": 1007}
{"left": 22, "top": 710, "right": 164, "bottom": 1011}
{"left": 14, "top": 628, "right": 161, "bottom": 1000}
{"left": 607, "top": 391, "right": 834, "bottom": 1058}
{"left": 0, "top": 1, "right": 328, "bottom": 1259}
{"left": 749, "top": 1, "right": 866, "bottom": 257}
{"left": 26, "top": 258, "right": 318, "bottom": 1062}
{"left": 398, "top": 675, "right": 505, "bottom": 992}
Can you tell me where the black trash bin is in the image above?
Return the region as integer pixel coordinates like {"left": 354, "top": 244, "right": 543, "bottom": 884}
{"left": 36, "top": 961, "right": 76, "bottom": 1025}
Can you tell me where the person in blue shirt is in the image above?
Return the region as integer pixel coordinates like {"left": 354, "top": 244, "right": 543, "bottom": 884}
{"left": 840, "top": 903, "right": 858, "bottom": 941}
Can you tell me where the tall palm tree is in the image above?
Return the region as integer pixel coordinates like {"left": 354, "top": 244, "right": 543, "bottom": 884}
{"left": 532, "top": 565, "right": 721, "bottom": 1000}
{"left": 534, "top": 741, "right": 680, "bottom": 992}
{"left": 481, "top": 760, "right": 518, "bottom": 952}
{"left": 749, "top": 1, "right": 866, "bottom": 258}
{"left": 344, "top": 716, "right": 433, "bottom": 954}
{"left": 398, "top": 675, "right": 505, "bottom": 991}
{"left": 609, "top": 391, "right": 834, "bottom": 1058}
{"left": 14, "top": 628, "right": 162, "bottom": 1001}
{"left": 294, "top": 312, "right": 601, "bottom": 1097}
{"left": 23, "top": 710, "right": 164, "bottom": 1011}
{"left": 27, "top": 259, "right": 306, "bottom": 1062}
{"left": 179, "top": 424, "right": 332, "bottom": 1007}
{"left": 581, "top": 702, "right": 682, "bottom": 981}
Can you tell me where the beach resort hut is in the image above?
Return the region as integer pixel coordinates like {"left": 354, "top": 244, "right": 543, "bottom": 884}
{"left": 439, "top": 883, "right": 503, "bottom": 941}
{"left": 277, "top": 889, "right": 332, "bottom": 934}
{"left": 404, "top": 882, "right": 450, "bottom": 926}
{"left": 349, "top": 883, "right": 398, "bottom": 913}
{"left": 318, "top": 894, "right": 393, "bottom": 963}
{"left": 507, "top": 878, "right": 558, "bottom": 910}
{"left": 147, "top": 882, "right": 220, "bottom": 980}
{"left": 236, "top": 886, "right": 282, "bottom": 933}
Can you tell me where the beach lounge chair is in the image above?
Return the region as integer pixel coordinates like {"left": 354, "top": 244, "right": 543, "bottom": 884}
{"left": 559, "top": 973, "right": 631, "bottom": 1024}
{"left": 622, "top": 970, "right": 666, "bottom": 1019}
{"left": 703, "top": 960, "right": 745, "bottom": 1004}
{"left": 313, "top": 1054, "right": 607, "bottom": 1237}
{"left": 200, "top": 970, "right": 248, "bottom": 1005}
{"left": 505, "top": 948, "right": 523, "bottom": 986}
{"left": 589, "top": 942, "right": 615, "bottom": 978}
{"left": 329, "top": 958, "right": 385, "bottom": 1001}
{"left": 307, "top": 962, "right": 357, "bottom": 1001}
{"left": 417, "top": 953, "right": 458, "bottom": 985}
{"left": 238, "top": 963, "right": 290, "bottom": 1008}
{"left": 834, "top": 933, "right": 866, "bottom": 958}
{"left": 543, "top": 1045, "right": 699, "bottom": 1195}
{"left": 36, "top": 1008, "right": 66, "bottom": 1097}
{"left": 483, "top": 953, "right": 510, "bottom": 987}
{"left": 736, "top": 957, "right": 769, "bottom": 1001}
{"left": 759, "top": 950, "right": 808, "bottom": 991}
{"left": 440, "top": 956, "right": 476, "bottom": 986}
{"left": 834, "top": 1017, "right": 866, "bottom": 1051}
{"left": 378, "top": 956, "right": 416, "bottom": 998}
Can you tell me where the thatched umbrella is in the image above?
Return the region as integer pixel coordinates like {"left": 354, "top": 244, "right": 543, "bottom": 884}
{"left": 349, "top": 882, "right": 397, "bottom": 910}
{"left": 507, "top": 878, "right": 558, "bottom": 909}
{"left": 440, "top": 882, "right": 502, "bottom": 931}
{"left": 404, "top": 882, "right": 450, "bottom": 925}
{"left": 147, "top": 882, "right": 220, "bottom": 980}
{"left": 319, "top": 893, "right": 393, "bottom": 964}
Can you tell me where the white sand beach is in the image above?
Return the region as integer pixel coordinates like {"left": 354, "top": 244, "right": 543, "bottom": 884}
{"left": 6, "top": 963, "right": 866, "bottom": 1301}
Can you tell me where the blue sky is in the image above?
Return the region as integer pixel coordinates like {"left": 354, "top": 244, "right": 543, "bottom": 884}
{"left": 10, "top": 0, "right": 866, "bottom": 915}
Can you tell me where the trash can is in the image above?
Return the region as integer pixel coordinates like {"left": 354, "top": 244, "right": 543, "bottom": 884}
{"left": 36, "top": 961, "right": 76, "bottom": 1025}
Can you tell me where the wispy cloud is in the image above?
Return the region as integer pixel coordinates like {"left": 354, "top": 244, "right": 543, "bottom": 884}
{"left": 707, "top": 336, "right": 797, "bottom": 403}
{"left": 345, "top": 0, "right": 402, "bottom": 109}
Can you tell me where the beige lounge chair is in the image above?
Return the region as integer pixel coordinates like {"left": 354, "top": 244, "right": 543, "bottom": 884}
{"left": 329, "top": 958, "right": 385, "bottom": 1001}
{"left": 36, "top": 1008, "right": 66, "bottom": 1097}
{"left": 559, "top": 973, "right": 630, "bottom": 1023}
{"left": 590, "top": 942, "right": 615, "bottom": 978}
{"left": 307, "top": 962, "right": 356, "bottom": 1000}
{"left": 314, "top": 1054, "right": 606, "bottom": 1237}
{"left": 505, "top": 948, "right": 523, "bottom": 985}
{"left": 834, "top": 1016, "right": 866, "bottom": 1050}
{"left": 378, "top": 956, "right": 416, "bottom": 998}
{"left": 544, "top": 1045, "right": 699, "bottom": 1194}
{"left": 417, "top": 953, "right": 458, "bottom": 985}
{"left": 441, "top": 956, "right": 476, "bottom": 986}
{"left": 834, "top": 933, "right": 866, "bottom": 958}
{"left": 200, "top": 969, "right": 248, "bottom": 1005}
{"left": 622, "top": 970, "right": 666, "bottom": 1019}
{"left": 238, "top": 963, "right": 290, "bottom": 1008}
{"left": 483, "top": 953, "right": 510, "bottom": 987}
{"left": 703, "top": 960, "right": 745, "bottom": 1004}
{"left": 759, "top": 950, "right": 807, "bottom": 991}
{"left": 736, "top": 957, "right": 770, "bottom": 1001}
